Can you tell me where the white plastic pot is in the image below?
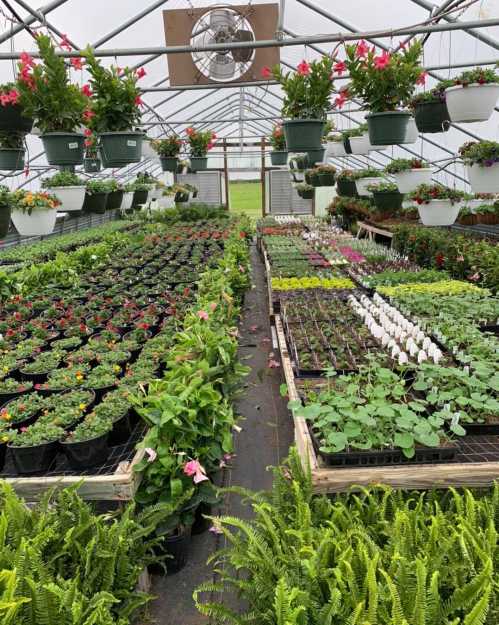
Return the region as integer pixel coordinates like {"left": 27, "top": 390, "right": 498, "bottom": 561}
{"left": 11, "top": 208, "right": 57, "bottom": 236}
{"left": 141, "top": 139, "right": 157, "bottom": 159}
{"left": 355, "top": 177, "right": 382, "bottom": 196}
{"left": 121, "top": 192, "right": 134, "bottom": 210}
{"left": 349, "top": 134, "right": 371, "bottom": 155}
{"left": 445, "top": 83, "right": 499, "bottom": 123}
{"left": 467, "top": 162, "right": 499, "bottom": 193}
{"left": 158, "top": 195, "right": 175, "bottom": 209}
{"left": 403, "top": 118, "right": 419, "bottom": 144}
{"left": 45, "top": 185, "right": 86, "bottom": 212}
{"left": 417, "top": 199, "right": 460, "bottom": 226}
{"left": 393, "top": 169, "right": 433, "bottom": 194}
{"left": 326, "top": 141, "right": 347, "bottom": 157}
{"left": 150, "top": 187, "right": 163, "bottom": 200}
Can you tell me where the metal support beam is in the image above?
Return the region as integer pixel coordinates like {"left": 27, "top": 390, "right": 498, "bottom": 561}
{"left": 0, "top": 0, "right": 70, "bottom": 43}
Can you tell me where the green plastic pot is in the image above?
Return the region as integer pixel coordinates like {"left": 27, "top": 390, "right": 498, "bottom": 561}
{"left": 160, "top": 156, "right": 178, "bottom": 172}
{"left": 83, "top": 192, "right": 108, "bottom": 214}
{"left": 132, "top": 189, "right": 148, "bottom": 207}
{"left": 305, "top": 170, "right": 319, "bottom": 186}
{"left": 372, "top": 190, "right": 404, "bottom": 211}
{"left": 106, "top": 190, "right": 124, "bottom": 210}
{"left": 190, "top": 157, "right": 207, "bottom": 172}
{"left": 282, "top": 119, "right": 325, "bottom": 151}
{"left": 270, "top": 151, "right": 288, "bottom": 166}
{"left": 40, "top": 132, "right": 85, "bottom": 166}
{"left": 84, "top": 158, "right": 101, "bottom": 173}
{"left": 366, "top": 111, "right": 412, "bottom": 145}
{"left": 317, "top": 172, "right": 335, "bottom": 186}
{"left": 343, "top": 137, "right": 352, "bottom": 154}
{"left": 175, "top": 191, "right": 189, "bottom": 203}
{"left": 0, "top": 203, "right": 11, "bottom": 239}
{"left": 414, "top": 100, "right": 450, "bottom": 134}
{"left": 99, "top": 131, "right": 143, "bottom": 165}
{"left": 0, "top": 104, "right": 32, "bottom": 133}
{"left": 306, "top": 148, "right": 325, "bottom": 166}
{"left": 337, "top": 179, "right": 358, "bottom": 197}
{"left": 300, "top": 188, "right": 314, "bottom": 200}
{"left": 0, "top": 148, "right": 25, "bottom": 171}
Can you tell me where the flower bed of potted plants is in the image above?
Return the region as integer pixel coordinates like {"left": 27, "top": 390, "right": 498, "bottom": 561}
{"left": 410, "top": 80, "right": 452, "bottom": 133}
{"left": 459, "top": 140, "right": 499, "bottom": 193}
{"left": 10, "top": 189, "right": 60, "bottom": 236}
{"left": 186, "top": 127, "right": 215, "bottom": 171}
{"left": 343, "top": 40, "right": 424, "bottom": 145}
{"left": 444, "top": 67, "right": 499, "bottom": 123}
{"left": 354, "top": 168, "right": 383, "bottom": 196}
{"left": 61, "top": 413, "right": 111, "bottom": 469}
{"left": 152, "top": 134, "right": 183, "bottom": 172}
{"left": 336, "top": 170, "right": 360, "bottom": 197}
{"left": 474, "top": 203, "right": 499, "bottom": 225}
{"left": 16, "top": 35, "right": 87, "bottom": 166}
{"left": 82, "top": 179, "right": 109, "bottom": 214}
{"left": 269, "top": 124, "right": 288, "bottom": 166}
{"left": 409, "top": 184, "right": 464, "bottom": 226}
{"left": 41, "top": 170, "right": 86, "bottom": 213}
{"left": 384, "top": 158, "right": 433, "bottom": 193}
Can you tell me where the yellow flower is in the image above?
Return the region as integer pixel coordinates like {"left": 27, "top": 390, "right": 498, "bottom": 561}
{"left": 1, "top": 436, "right": 8, "bottom": 442}
{"left": 1, "top": 412, "right": 11, "bottom": 421}
{"left": 79, "top": 403, "right": 86, "bottom": 411}
{"left": 113, "top": 365, "right": 121, "bottom": 373}
{"left": 2, "top": 366, "right": 8, "bottom": 372}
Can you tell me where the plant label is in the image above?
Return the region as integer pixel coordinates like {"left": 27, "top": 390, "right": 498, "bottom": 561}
{"left": 68, "top": 142, "right": 79, "bottom": 149}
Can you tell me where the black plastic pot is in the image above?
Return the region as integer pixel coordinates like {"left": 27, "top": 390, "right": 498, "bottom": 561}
{"left": 106, "top": 190, "right": 124, "bottom": 210}
{"left": 0, "top": 389, "right": 28, "bottom": 405}
{"left": 61, "top": 432, "right": 109, "bottom": 470}
{"left": 83, "top": 192, "right": 108, "bottom": 214}
{"left": 84, "top": 157, "right": 101, "bottom": 173}
{"left": 300, "top": 188, "right": 314, "bottom": 200}
{"left": 336, "top": 179, "right": 358, "bottom": 197}
{"left": 20, "top": 368, "right": 52, "bottom": 385}
{"left": 86, "top": 382, "right": 117, "bottom": 402}
{"left": 317, "top": 172, "right": 336, "bottom": 186}
{"left": 414, "top": 99, "right": 450, "bottom": 134}
{"left": 343, "top": 137, "right": 352, "bottom": 154}
{"left": 191, "top": 503, "right": 212, "bottom": 535}
{"left": 0, "top": 104, "right": 32, "bottom": 133}
{"left": 108, "top": 410, "right": 133, "bottom": 446}
{"left": 160, "top": 156, "right": 178, "bottom": 172}
{"left": 0, "top": 442, "right": 6, "bottom": 471}
{"left": 372, "top": 190, "right": 404, "bottom": 211}
{"left": 150, "top": 525, "right": 192, "bottom": 575}
{"left": 0, "top": 202, "right": 11, "bottom": 238}
{"left": 9, "top": 440, "right": 59, "bottom": 474}
{"left": 175, "top": 192, "right": 189, "bottom": 203}
{"left": 132, "top": 189, "right": 148, "bottom": 207}
{"left": 304, "top": 170, "right": 319, "bottom": 186}
{"left": 0, "top": 148, "right": 25, "bottom": 171}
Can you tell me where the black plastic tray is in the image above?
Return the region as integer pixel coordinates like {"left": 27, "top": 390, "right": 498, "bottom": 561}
{"left": 479, "top": 325, "right": 499, "bottom": 335}
{"left": 463, "top": 422, "right": 499, "bottom": 436}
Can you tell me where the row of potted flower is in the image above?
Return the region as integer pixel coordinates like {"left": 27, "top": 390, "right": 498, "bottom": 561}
{"left": 148, "top": 128, "right": 217, "bottom": 173}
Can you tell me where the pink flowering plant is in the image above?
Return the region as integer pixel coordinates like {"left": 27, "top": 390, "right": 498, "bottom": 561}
{"left": 343, "top": 40, "right": 424, "bottom": 112}
{"left": 186, "top": 127, "right": 216, "bottom": 157}
{"left": 269, "top": 124, "right": 286, "bottom": 150}
{"left": 151, "top": 134, "right": 182, "bottom": 157}
{"left": 266, "top": 56, "right": 336, "bottom": 119}
{"left": 83, "top": 47, "right": 144, "bottom": 132}
{"left": 16, "top": 34, "right": 88, "bottom": 133}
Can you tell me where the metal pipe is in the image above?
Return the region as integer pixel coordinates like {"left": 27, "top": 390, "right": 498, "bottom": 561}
{"left": 142, "top": 80, "right": 278, "bottom": 92}
{"left": 3, "top": 16, "right": 499, "bottom": 59}
{"left": 0, "top": 0, "right": 69, "bottom": 43}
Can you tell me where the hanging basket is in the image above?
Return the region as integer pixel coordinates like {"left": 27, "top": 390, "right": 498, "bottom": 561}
{"left": 326, "top": 141, "right": 347, "bottom": 157}
{"left": 366, "top": 111, "right": 412, "bottom": 146}
{"left": 414, "top": 100, "right": 450, "bottom": 133}
{"left": 445, "top": 83, "right": 499, "bottom": 123}
{"left": 417, "top": 199, "right": 460, "bottom": 226}
{"left": 99, "top": 131, "right": 143, "bottom": 165}
{"left": 305, "top": 170, "right": 320, "bottom": 186}
{"left": 283, "top": 119, "right": 325, "bottom": 151}
{"left": 467, "top": 162, "right": 499, "bottom": 193}
{"left": 355, "top": 177, "right": 381, "bottom": 197}
{"left": 349, "top": 134, "right": 371, "bottom": 155}
{"left": 160, "top": 156, "right": 178, "bottom": 172}
{"left": 0, "top": 148, "right": 25, "bottom": 171}
{"left": 82, "top": 192, "right": 108, "bottom": 214}
{"left": 175, "top": 191, "right": 190, "bottom": 203}
{"left": 393, "top": 169, "right": 433, "bottom": 194}
{"left": 372, "top": 190, "right": 404, "bottom": 212}
{"left": 0, "top": 203, "right": 11, "bottom": 239}
{"left": 317, "top": 172, "right": 336, "bottom": 186}
{"left": 190, "top": 156, "right": 208, "bottom": 172}
{"left": 0, "top": 104, "right": 33, "bottom": 133}
{"left": 40, "top": 132, "right": 85, "bottom": 166}
{"left": 270, "top": 151, "right": 288, "bottom": 166}
{"left": 84, "top": 158, "right": 101, "bottom": 173}
{"left": 337, "top": 179, "right": 358, "bottom": 198}
{"left": 45, "top": 186, "right": 86, "bottom": 212}
{"left": 132, "top": 189, "right": 149, "bottom": 207}
{"left": 11, "top": 208, "right": 57, "bottom": 236}
{"left": 106, "top": 190, "right": 124, "bottom": 210}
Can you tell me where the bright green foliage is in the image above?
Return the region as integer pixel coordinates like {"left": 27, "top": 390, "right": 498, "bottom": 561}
{"left": 195, "top": 449, "right": 499, "bottom": 625}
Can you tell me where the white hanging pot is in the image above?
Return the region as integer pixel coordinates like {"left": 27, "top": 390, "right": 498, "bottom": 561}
{"left": 445, "top": 83, "right": 499, "bottom": 123}
{"left": 150, "top": 187, "right": 163, "bottom": 200}
{"left": 141, "top": 139, "right": 157, "bottom": 159}
{"left": 349, "top": 134, "right": 371, "bottom": 155}
{"left": 467, "top": 162, "right": 499, "bottom": 193}
{"left": 326, "top": 141, "right": 347, "bottom": 157}
{"left": 404, "top": 118, "right": 419, "bottom": 144}
{"left": 355, "top": 177, "right": 382, "bottom": 196}
{"left": 393, "top": 169, "right": 433, "bottom": 194}
{"left": 121, "top": 192, "right": 134, "bottom": 210}
{"left": 11, "top": 208, "right": 57, "bottom": 236}
{"left": 45, "top": 186, "right": 86, "bottom": 212}
{"left": 417, "top": 199, "right": 460, "bottom": 226}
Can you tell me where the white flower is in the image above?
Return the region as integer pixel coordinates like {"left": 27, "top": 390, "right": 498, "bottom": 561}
{"left": 91, "top": 254, "right": 97, "bottom": 260}
{"left": 391, "top": 344, "right": 400, "bottom": 359}
{"left": 418, "top": 350, "right": 428, "bottom": 364}
{"left": 398, "top": 351, "right": 409, "bottom": 365}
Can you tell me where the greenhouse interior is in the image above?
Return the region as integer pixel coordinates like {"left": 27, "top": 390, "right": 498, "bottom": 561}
{"left": 0, "top": 0, "right": 497, "bottom": 622}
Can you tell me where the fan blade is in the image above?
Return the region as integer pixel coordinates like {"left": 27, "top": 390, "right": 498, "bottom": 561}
{"left": 209, "top": 54, "right": 236, "bottom": 81}
{"left": 210, "top": 8, "right": 235, "bottom": 29}
{"left": 232, "top": 29, "right": 254, "bottom": 63}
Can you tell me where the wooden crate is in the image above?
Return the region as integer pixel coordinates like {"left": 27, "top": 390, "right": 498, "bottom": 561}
{"left": 4, "top": 448, "right": 145, "bottom": 502}
{"left": 275, "top": 316, "right": 499, "bottom": 492}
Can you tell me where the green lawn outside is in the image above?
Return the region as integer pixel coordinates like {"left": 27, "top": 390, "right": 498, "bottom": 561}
{"left": 229, "top": 181, "right": 262, "bottom": 221}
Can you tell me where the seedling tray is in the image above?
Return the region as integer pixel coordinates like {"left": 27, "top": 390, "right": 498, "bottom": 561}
{"left": 462, "top": 421, "right": 499, "bottom": 436}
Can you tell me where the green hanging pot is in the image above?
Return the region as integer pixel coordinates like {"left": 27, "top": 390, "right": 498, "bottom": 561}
{"left": 371, "top": 190, "right": 404, "bottom": 212}
{"left": 83, "top": 192, "right": 108, "bottom": 214}
{"left": 337, "top": 179, "right": 358, "bottom": 198}
{"left": 300, "top": 188, "right": 314, "bottom": 200}
{"left": 305, "top": 170, "right": 319, "bottom": 186}
{"left": 99, "top": 131, "right": 144, "bottom": 165}
{"left": 84, "top": 158, "right": 101, "bottom": 173}
{"left": 0, "top": 202, "right": 11, "bottom": 238}
{"left": 366, "top": 111, "right": 412, "bottom": 146}
{"left": 160, "top": 156, "right": 178, "bottom": 172}
{"left": 270, "top": 151, "right": 288, "bottom": 166}
{"left": 343, "top": 137, "right": 352, "bottom": 154}
{"left": 132, "top": 189, "right": 148, "bottom": 207}
{"left": 317, "top": 172, "right": 336, "bottom": 186}
{"left": 414, "top": 100, "right": 451, "bottom": 134}
{"left": 175, "top": 191, "right": 190, "bottom": 203}
{"left": 40, "top": 132, "right": 85, "bottom": 166}
{"left": 282, "top": 119, "right": 324, "bottom": 151}
{"left": 190, "top": 157, "right": 208, "bottom": 172}
{"left": 0, "top": 105, "right": 33, "bottom": 133}
{"left": 106, "top": 190, "right": 124, "bottom": 210}
{"left": 0, "top": 148, "right": 25, "bottom": 171}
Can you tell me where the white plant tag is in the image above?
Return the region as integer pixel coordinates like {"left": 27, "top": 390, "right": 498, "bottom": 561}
{"left": 127, "top": 140, "right": 137, "bottom": 147}
{"left": 68, "top": 142, "right": 78, "bottom": 149}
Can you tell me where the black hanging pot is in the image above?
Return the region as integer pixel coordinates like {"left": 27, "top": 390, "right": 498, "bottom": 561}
{"left": 61, "top": 432, "right": 109, "bottom": 470}
{"left": 175, "top": 191, "right": 189, "bottom": 203}
{"left": 414, "top": 99, "right": 451, "bottom": 134}
{"left": 0, "top": 202, "right": 11, "bottom": 238}
{"left": 9, "top": 440, "right": 59, "bottom": 474}
{"left": 317, "top": 172, "right": 336, "bottom": 186}
{"left": 106, "top": 190, "right": 124, "bottom": 210}
{"left": 372, "top": 190, "right": 404, "bottom": 211}
{"left": 160, "top": 156, "right": 178, "bottom": 172}
{"left": 270, "top": 151, "right": 288, "bottom": 166}
{"left": 343, "top": 137, "right": 352, "bottom": 154}
{"left": 300, "top": 188, "right": 314, "bottom": 200}
{"left": 40, "top": 132, "right": 85, "bottom": 166}
{"left": 0, "top": 148, "right": 25, "bottom": 171}
{"left": 304, "top": 170, "right": 319, "bottom": 186}
{"left": 0, "top": 104, "right": 33, "bottom": 133}
{"left": 83, "top": 192, "right": 108, "bottom": 214}
{"left": 366, "top": 111, "right": 412, "bottom": 145}
{"left": 132, "top": 189, "right": 148, "bottom": 207}
{"left": 337, "top": 179, "right": 358, "bottom": 197}
{"left": 0, "top": 441, "right": 6, "bottom": 471}
{"left": 84, "top": 157, "right": 101, "bottom": 173}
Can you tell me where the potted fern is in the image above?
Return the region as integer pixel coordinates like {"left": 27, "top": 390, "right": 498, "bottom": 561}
{"left": 459, "top": 141, "right": 499, "bottom": 193}
{"left": 269, "top": 124, "right": 287, "bottom": 166}
{"left": 152, "top": 135, "right": 182, "bottom": 172}
{"left": 41, "top": 170, "right": 86, "bottom": 212}
{"left": 409, "top": 184, "right": 464, "bottom": 226}
{"left": 186, "top": 127, "right": 215, "bottom": 171}
{"left": 83, "top": 48, "right": 144, "bottom": 167}
{"left": 384, "top": 158, "right": 433, "bottom": 193}
{"left": 11, "top": 189, "right": 60, "bottom": 236}
{"left": 445, "top": 67, "right": 499, "bottom": 123}
{"left": 344, "top": 40, "right": 424, "bottom": 145}
{"left": 16, "top": 35, "right": 87, "bottom": 166}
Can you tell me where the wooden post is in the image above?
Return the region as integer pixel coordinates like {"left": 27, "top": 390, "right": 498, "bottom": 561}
{"left": 260, "top": 137, "right": 266, "bottom": 218}
{"left": 223, "top": 138, "right": 230, "bottom": 211}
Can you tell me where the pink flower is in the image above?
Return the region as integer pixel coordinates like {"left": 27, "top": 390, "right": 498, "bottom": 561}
{"left": 184, "top": 459, "right": 209, "bottom": 484}
{"left": 197, "top": 310, "right": 209, "bottom": 320}
{"left": 20, "top": 427, "right": 28, "bottom": 433}
{"left": 374, "top": 51, "right": 391, "bottom": 70}
{"left": 261, "top": 66, "right": 272, "bottom": 79}
{"left": 20, "top": 51, "right": 35, "bottom": 68}
{"left": 136, "top": 67, "right": 147, "bottom": 79}
{"left": 145, "top": 447, "right": 157, "bottom": 462}
{"left": 59, "top": 34, "right": 72, "bottom": 51}
{"left": 209, "top": 524, "right": 223, "bottom": 535}
{"left": 416, "top": 71, "right": 428, "bottom": 86}
{"left": 334, "top": 89, "right": 349, "bottom": 109}
{"left": 135, "top": 95, "right": 143, "bottom": 106}
{"left": 355, "top": 40, "right": 369, "bottom": 58}
{"left": 81, "top": 84, "right": 92, "bottom": 97}
{"left": 186, "top": 127, "right": 195, "bottom": 136}
{"left": 456, "top": 255, "right": 464, "bottom": 262}
{"left": 297, "top": 60, "right": 310, "bottom": 76}
{"left": 334, "top": 60, "right": 346, "bottom": 76}
{"left": 84, "top": 128, "right": 92, "bottom": 137}
{"left": 70, "top": 57, "right": 84, "bottom": 70}
{"left": 83, "top": 109, "right": 95, "bottom": 121}
{"left": 469, "top": 272, "right": 480, "bottom": 282}
{"left": 7, "top": 89, "right": 19, "bottom": 105}
{"left": 209, "top": 302, "right": 217, "bottom": 312}
{"left": 0, "top": 95, "right": 10, "bottom": 107}
{"left": 211, "top": 132, "right": 217, "bottom": 140}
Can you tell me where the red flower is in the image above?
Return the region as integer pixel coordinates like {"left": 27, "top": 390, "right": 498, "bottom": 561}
{"left": 355, "top": 40, "right": 369, "bottom": 58}
{"left": 374, "top": 51, "right": 391, "bottom": 70}
{"left": 84, "top": 128, "right": 92, "bottom": 137}
{"left": 136, "top": 67, "right": 147, "bottom": 79}
{"left": 416, "top": 71, "right": 427, "bottom": 86}
{"left": 83, "top": 109, "right": 95, "bottom": 121}
{"left": 261, "top": 66, "right": 272, "bottom": 79}
{"left": 333, "top": 60, "right": 347, "bottom": 76}
{"left": 186, "top": 127, "right": 195, "bottom": 136}
{"left": 20, "top": 51, "right": 36, "bottom": 68}
{"left": 70, "top": 57, "right": 84, "bottom": 70}
{"left": 334, "top": 89, "right": 349, "bottom": 109}
{"left": 6, "top": 89, "right": 19, "bottom": 105}
{"left": 297, "top": 60, "right": 310, "bottom": 76}
{"left": 211, "top": 132, "right": 217, "bottom": 140}
{"left": 81, "top": 84, "right": 92, "bottom": 97}
{"left": 135, "top": 95, "right": 143, "bottom": 106}
{"left": 59, "top": 33, "right": 72, "bottom": 51}
{"left": 0, "top": 94, "right": 10, "bottom": 107}
{"left": 84, "top": 139, "right": 93, "bottom": 147}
